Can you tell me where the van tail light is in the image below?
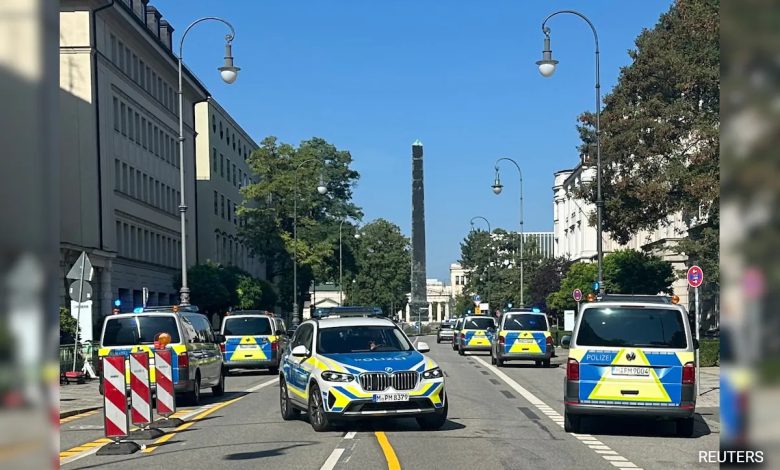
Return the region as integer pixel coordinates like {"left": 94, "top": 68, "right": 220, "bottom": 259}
{"left": 682, "top": 362, "right": 695, "bottom": 384}
{"left": 498, "top": 335, "right": 505, "bottom": 346}
{"left": 270, "top": 341, "right": 278, "bottom": 352}
{"left": 219, "top": 343, "right": 225, "bottom": 353}
{"left": 177, "top": 352, "right": 189, "bottom": 369}
{"left": 566, "top": 358, "right": 580, "bottom": 381}
{"left": 546, "top": 336, "right": 554, "bottom": 346}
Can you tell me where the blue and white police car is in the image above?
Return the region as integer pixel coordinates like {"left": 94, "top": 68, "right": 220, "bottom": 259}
{"left": 279, "top": 307, "right": 448, "bottom": 432}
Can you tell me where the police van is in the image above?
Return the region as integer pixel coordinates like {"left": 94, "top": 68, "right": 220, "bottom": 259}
{"left": 561, "top": 295, "right": 698, "bottom": 436}
{"left": 490, "top": 308, "right": 553, "bottom": 367}
{"left": 98, "top": 305, "right": 225, "bottom": 405}
{"left": 279, "top": 307, "right": 447, "bottom": 432}
{"left": 456, "top": 315, "right": 496, "bottom": 355}
{"left": 220, "top": 310, "right": 287, "bottom": 375}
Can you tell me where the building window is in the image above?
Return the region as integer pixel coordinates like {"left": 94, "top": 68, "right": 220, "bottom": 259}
{"left": 147, "top": 121, "right": 152, "bottom": 151}
{"left": 225, "top": 159, "right": 230, "bottom": 180}
{"left": 139, "top": 59, "right": 145, "bottom": 88}
{"left": 136, "top": 170, "right": 142, "bottom": 199}
{"left": 113, "top": 97, "right": 119, "bottom": 131}
{"left": 127, "top": 106, "right": 134, "bottom": 141}
{"left": 120, "top": 102, "right": 127, "bottom": 135}
{"left": 117, "top": 40, "right": 124, "bottom": 69}
{"left": 134, "top": 112, "right": 140, "bottom": 143}
{"left": 110, "top": 35, "right": 117, "bottom": 63}
{"left": 212, "top": 148, "right": 217, "bottom": 175}
{"left": 114, "top": 159, "right": 120, "bottom": 190}
{"left": 232, "top": 163, "right": 237, "bottom": 186}
{"left": 212, "top": 115, "right": 216, "bottom": 134}
{"left": 220, "top": 154, "right": 224, "bottom": 177}
{"left": 124, "top": 46, "right": 131, "bottom": 74}
{"left": 145, "top": 66, "right": 151, "bottom": 92}
{"left": 227, "top": 199, "right": 232, "bottom": 221}
{"left": 221, "top": 195, "right": 225, "bottom": 219}
{"left": 213, "top": 191, "right": 218, "bottom": 215}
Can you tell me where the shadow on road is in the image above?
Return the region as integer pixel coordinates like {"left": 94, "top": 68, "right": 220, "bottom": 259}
{"left": 581, "top": 413, "right": 714, "bottom": 439}
{"left": 226, "top": 369, "right": 277, "bottom": 377}
{"left": 496, "top": 363, "right": 561, "bottom": 369}
{"left": 332, "top": 417, "right": 466, "bottom": 433}
{"left": 224, "top": 443, "right": 315, "bottom": 460}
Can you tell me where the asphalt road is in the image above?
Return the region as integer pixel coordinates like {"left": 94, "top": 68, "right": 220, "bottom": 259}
{"left": 61, "top": 339, "right": 719, "bottom": 469}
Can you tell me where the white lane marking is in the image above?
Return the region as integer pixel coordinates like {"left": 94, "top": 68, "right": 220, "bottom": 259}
{"left": 604, "top": 456, "right": 629, "bottom": 461}
{"left": 472, "top": 356, "right": 643, "bottom": 470}
{"left": 320, "top": 448, "right": 345, "bottom": 470}
{"left": 344, "top": 431, "right": 356, "bottom": 439}
{"left": 247, "top": 378, "right": 279, "bottom": 392}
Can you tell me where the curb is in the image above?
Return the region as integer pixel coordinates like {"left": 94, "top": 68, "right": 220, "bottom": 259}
{"left": 60, "top": 406, "right": 102, "bottom": 419}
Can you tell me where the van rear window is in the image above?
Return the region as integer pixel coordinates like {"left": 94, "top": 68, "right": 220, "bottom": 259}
{"left": 503, "top": 314, "right": 548, "bottom": 331}
{"left": 223, "top": 317, "right": 272, "bottom": 336}
{"left": 576, "top": 307, "right": 687, "bottom": 348}
{"left": 102, "top": 316, "right": 180, "bottom": 346}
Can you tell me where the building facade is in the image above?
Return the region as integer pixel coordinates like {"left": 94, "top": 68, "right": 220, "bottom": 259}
{"left": 194, "top": 98, "right": 263, "bottom": 278}
{"left": 449, "top": 263, "right": 469, "bottom": 298}
{"left": 552, "top": 162, "right": 691, "bottom": 305}
{"left": 60, "top": 0, "right": 208, "bottom": 334}
{"left": 402, "top": 279, "right": 452, "bottom": 324}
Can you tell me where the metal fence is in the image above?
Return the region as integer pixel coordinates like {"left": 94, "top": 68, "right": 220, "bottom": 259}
{"left": 59, "top": 341, "right": 99, "bottom": 375}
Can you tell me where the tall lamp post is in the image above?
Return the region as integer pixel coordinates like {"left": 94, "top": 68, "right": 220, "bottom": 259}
{"left": 292, "top": 159, "right": 328, "bottom": 326}
{"left": 177, "top": 17, "right": 240, "bottom": 305}
{"left": 536, "top": 10, "right": 604, "bottom": 295}
{"left": 491, "top": 158, "right": 525, "bottom": 307}
{"left": 469, "top": 216, "right": 492, "bottom": 307}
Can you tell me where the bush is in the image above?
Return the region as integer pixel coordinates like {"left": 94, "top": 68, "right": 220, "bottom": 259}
{"left": 548, "top": 327, "right": 572, "bottom": 346}
{"left": 699, "top": 339, "right": 719, "bottom": 367}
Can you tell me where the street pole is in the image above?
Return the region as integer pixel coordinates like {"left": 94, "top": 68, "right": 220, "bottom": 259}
{"left": 339, "top": 220, "right": 344, "bottom": 306}
{"left": 492, "top": 158, "right": 524, "bottom": 307}
{"left": 176, "top": 17, "right": 239, "bottom": 305}
{"left": 292, "top": 159, "right": 328, "bottom": 326}
{"left": 538, "top": 10, "right": 603, "bottom": 295}
{"left": 695, "top": 286, "right": 700, "bottom": 396}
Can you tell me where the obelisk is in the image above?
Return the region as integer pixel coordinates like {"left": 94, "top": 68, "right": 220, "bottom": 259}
{"left": 410, "top": 140, "right": 428, "bottom": 326}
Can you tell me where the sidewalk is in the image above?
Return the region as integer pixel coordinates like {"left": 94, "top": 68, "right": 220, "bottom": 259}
{"left": 697, "top": 366, "right": 720, "bottom": 409}
{"left": 59, "top": 379, "right": 102, "bottom": 418}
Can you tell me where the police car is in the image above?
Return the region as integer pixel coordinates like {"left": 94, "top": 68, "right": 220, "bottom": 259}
{"left": 456, "top": 315, "right": 496, "bottom": 356}
{"left": 561, "top": 295, "right": 698, "bottom": 436}
{"left": 220, "top": 311, "right": 287, "bottom": 375}
{"left": 490, "top": 308, "right": 553, "bottom": 367}
{"left": 279, "top": 307, "right": 448, "bottom": 432}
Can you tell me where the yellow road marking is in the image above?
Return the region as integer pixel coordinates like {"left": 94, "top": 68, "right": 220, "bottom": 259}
{"left": 374, "top": 432, "right": 401, "bottom": 470}
{"left": 142, "top": 396, "right": 244, "bottom": 454}
{"left": 60, "top": 410, "right": 99, "bottom": 424}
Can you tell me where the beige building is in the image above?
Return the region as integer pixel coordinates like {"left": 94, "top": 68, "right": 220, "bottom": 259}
{"left": 194, "top": 98, "right": 263, "bottom": 278}
{"left": 403, "top": 279, "right": 452, "bottom": 324}
{"left": 553, "top": 162, "right": 690, "bottom": 304}
{"left": 59, "top": 0, "right": 207, "bottom": 330}
{"left": 449, "top": 263, "right": 469, "bottom": 298}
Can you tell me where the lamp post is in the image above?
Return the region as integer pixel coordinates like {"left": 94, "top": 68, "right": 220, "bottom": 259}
{"left": 176, "top": 17, "right": 240, "bottom": 305}
{"left": 537, "top": 10, "right": 604, "bottom": 295}
{"left": 292, "top": 159, "right": 328, "bottom": 326}
{"left": 469, "top": 216, "right": 492, "bottom": 307}
{"left": 491, "top": 158, "right": 525, "bottom": 307}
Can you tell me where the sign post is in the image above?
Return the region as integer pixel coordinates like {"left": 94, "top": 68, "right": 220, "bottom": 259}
{"left": 67, "top": 252, "right": 94, "bottom": 374}
{"left": 572, "top": 289, "right": 582, "bottom": 315}
{"left": 687, "top": 265, "right": 704, "bottom": 396}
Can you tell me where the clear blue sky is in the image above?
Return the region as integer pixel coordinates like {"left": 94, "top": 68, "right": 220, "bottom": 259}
{"left": 155, "top": 0, "right": 673, "bottom": 280}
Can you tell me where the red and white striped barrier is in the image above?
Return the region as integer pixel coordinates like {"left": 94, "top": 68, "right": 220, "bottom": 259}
{"left": 154, "top": 349, "right": 176, "bottom": 417}
{"left": 129, "top": 352, "right": 152, "bottom": 427}
{"left": 102, "top": 355, "right": 129, "bottom": 439}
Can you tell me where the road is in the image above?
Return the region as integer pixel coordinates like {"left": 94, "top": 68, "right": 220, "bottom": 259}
{"left": 61, "top": 339, "right": 719, "bottom": 469}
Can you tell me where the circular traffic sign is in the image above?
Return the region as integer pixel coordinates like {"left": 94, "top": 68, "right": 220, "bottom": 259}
{"left": 68, "top": 280, "right": 93, "bottom": 302}
{"left": 687, "top": 265, "right": 704, "bottom": 288}
{"left": 572, "top": 289, "right": 583, "bottom": 302}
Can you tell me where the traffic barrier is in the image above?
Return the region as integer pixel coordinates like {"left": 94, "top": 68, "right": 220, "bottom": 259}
{"left": 127, "top": 352, "right": 164, "bottom": 440}
{"left": 96, "top": 356, "right": 140, "bottom": 455}
{"left": 152, "top": 349, "right": 182, "bottom": 427}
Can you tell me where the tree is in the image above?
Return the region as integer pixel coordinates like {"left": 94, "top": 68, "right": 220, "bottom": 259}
{"left": 184, "top": 263, "right": 230, "bottom": 314}
{"left": 60, "top": 306, "right": 78, "bottom": 340}
{"left": 603, "top": 250, "right": 674, "bottom": 295}
{"left": 528, "top": 257, "right": 573, "bottom": 314}
{"left": 576, "top": 0, "right": 719, "bottom": 246}
{"left": 236, "top": 276, "right": 279, "bottom": 311}
{"left": 348, "top": 219, "right": 410, "bottom": 315}
{"left": 240, "top": 136, "right": 363, "bottom": 313}
{"left": 547, "top": 262, "right": 598, "bottom": 313}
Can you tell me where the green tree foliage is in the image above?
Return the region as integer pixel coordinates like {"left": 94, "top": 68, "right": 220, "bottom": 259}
{"left": 60, "top": 306, "right": 79, "bottom": 339}
{"left": 603, "top": 250, "right": 674, "bottom": 295}
{"left": 528, "top": 257, "right": 573, "bottom": 314}
{"left": 348, "top": 219, "right": 410, "bottom": 315}
{"left": 547, "top": 262, "right": 598, "bottom": 313}
{"left": 240, "top": 136, "right": 362, "bottom": 312}
{"left": 236, "top": 275, "right": 264, "bottom": 310}
{"left": 576, "top": 0, "right": 719, "bottom": 245}
{"left": 175, "top": 263, "right": 276, "bottom": 314}
{"left": 453, "top": 294, "right": 475, "bottom": 317}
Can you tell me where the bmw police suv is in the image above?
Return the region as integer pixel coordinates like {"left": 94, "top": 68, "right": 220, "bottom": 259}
{"left": 279, "top": 307, "right": 448, "bottom": 432}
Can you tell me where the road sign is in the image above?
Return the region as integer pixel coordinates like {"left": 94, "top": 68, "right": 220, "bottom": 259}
{"left": 66, "top": 252, "right": 94, "bottom": 281}
{"left": 69, "top": 300, "right": 93, "bottom": 341}
{"left": 572, "top": 289, "right": 583, "bottom": 302}
{"left": 475, "top": 305, "right": 481, "bottom": 314}
{"left": 687, "top": 265, "right": 704, "bottom": 288}
{"left": 473, "top": 294, "right": 481, "bottom": 302}
{"left": 479, "top": 303, "right": 489, "bottom": 315}
{"left": 142, "top": 287, "right": 149, "bottom": 308}
{"left": 69, "top": 280, "right": 93, "bottom": 302}
{"left": 564, "top": 310, "right": 575, "bottom": 331}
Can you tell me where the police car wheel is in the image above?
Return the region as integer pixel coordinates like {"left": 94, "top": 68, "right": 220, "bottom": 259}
{"left": 436, "top": 337, "right": 441, "bottom": 344}
{"left": 535, "top": 360, "right": 541, "bottom": 367}
{"left": 416, "top": 400, "right": 448, "bottom": 430}
{"left": 490, "top": 353, "right": 496, "bottom": 365}
{"left": 269, "top": 366, "right": 279, "bottom": 375}
{"left": 458, "top": 346, "right": 465, "bottom": 356}
{"left": 308, "top": 384, "right": 331, "bottom": 432}
{"left": 496, "top": 357, "right": 504, "bottom": 367}
{"left": 184, "top": 375, "right": 201, "bottom": 406}
{"left": 279, "top": 378, "right": 300, "bottom": 420}
{"left": 542, "top": 359, "right": 551, "bottom": 368}
{"left": 212, "top": 370, "right": 225, "bottom": 396}
{"left": 564, "top": 411, "right": 581, "bottom": 433}
{"left": 676, "top": 417, "right": 695, "bottom": 437}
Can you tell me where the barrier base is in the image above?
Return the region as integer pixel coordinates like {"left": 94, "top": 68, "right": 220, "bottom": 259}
{"left": 152, "top": 417, "right": 184, "bottom": 428}
{"left": 128, "top": 428, "right": 165, "bottom": 440}
{"left": 96, "top": 441, "right": 141, "bottom": 455}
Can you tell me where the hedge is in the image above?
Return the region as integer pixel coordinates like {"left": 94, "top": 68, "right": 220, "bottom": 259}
{"left": 699, "top": 339, "right": 719, "bottom": 367}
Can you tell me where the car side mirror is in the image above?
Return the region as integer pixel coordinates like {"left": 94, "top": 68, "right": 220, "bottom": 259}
{"left": 694, "top": 339, "right": 700, "bottom": 350}
{"left": 560, "top": 335, "right": 572, "bottom": 349}
{"left": 416, "top": 341, "right": 431, "bottom": 353}
{"left": 213, "top": 334, "right": 225, "bottom": 344}
{"left": 291, "top": 345, "right": 309, "bottom": 357}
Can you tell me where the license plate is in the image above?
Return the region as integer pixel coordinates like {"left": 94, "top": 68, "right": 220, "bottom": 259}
{"left": 239, "top": 344, "right": 257, "bottom": 349}
{"left": 372, "top": 393, "right": 409, "bottom": 403}
{"left": 517, "top": 339, "right": 535, "bottom": 344}
{"left": 611, "top": 366, "right": 650, "bottom": 377}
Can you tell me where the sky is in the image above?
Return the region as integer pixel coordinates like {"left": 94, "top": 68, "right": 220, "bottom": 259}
{"left": 154, "top": 0, "right": 673, "bottom": 281}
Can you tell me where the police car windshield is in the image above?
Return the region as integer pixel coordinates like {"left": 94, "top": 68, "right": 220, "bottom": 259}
{"left": 504, "top": 314, "right": 547, "bottom": 331}
{"left": 577, "top": 307, "right": 687, "bottom": 348}
{"left": 102, "top": 316, "right": 180, "bottom": 346}
{"left": 463, "top": 317, "right": 495, "bottom": 330}
{"left": 317, "top": 326, "right": 413, "bottom": 354}
{"left": 223, "top": 317, "right": 272, "bottom": 336}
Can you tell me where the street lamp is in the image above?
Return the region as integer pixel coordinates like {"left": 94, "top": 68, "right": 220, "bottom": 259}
{"left": 177, "top": 17, "right": 239, "bottom": 306}
{"left": 491, "top": 158, "right": 525, "bottom": 307}
{"left": 538, "top": 10, "right": 604, "bottom": 295}
{"left": 469, "top": 216, "right": 492, "bottom": 307}
{"left": 292, "top": 159, "right": 328, "bottom": 326}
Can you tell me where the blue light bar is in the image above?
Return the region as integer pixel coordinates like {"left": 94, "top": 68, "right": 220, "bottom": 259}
{"left": 313, "top": 306, "right": 384, "bottom": 319}
{"left": 133, "top": 307, "right": 144, "bottom": 313}
{"left": 532, "top": 307, "right": 541, "bottom": 313}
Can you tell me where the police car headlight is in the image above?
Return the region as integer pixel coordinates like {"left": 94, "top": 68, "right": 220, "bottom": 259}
{"left": 321, "top": 371, "right": 354, "bottom": 382}
{"left": 421, "top": 367, "right": 443, "bottom": 380}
